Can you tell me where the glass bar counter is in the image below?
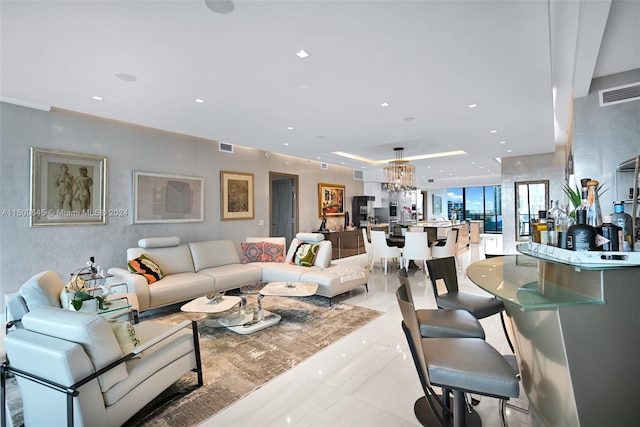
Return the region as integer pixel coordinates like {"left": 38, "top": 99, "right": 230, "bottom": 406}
{"left": 467, "top": 246, "right": 640, "bottom": 427}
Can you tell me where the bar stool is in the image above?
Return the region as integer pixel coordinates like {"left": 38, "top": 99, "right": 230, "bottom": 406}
{"left": 396, "top": 286, "right": 520, "bottom": 427}
{"left": 398, "top": 269, "right": 485, "bottom": 339}
{"left": 426, "top": 256, "right": 515, "bottom": 352}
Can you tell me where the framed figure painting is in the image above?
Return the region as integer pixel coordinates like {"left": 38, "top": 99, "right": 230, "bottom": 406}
{"left": 221, "top": 171, "right": 254, "bottom": 220}
{"left": 318, "top": 183, "right": 345, "bottom": 217}
{"left": 30, "top": 147, "right": 107, "bottom": 226}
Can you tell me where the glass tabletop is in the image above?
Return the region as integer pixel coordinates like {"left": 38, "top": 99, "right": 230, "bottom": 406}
{"left": 466, "top": 256, "right": 605, "bottom": 310}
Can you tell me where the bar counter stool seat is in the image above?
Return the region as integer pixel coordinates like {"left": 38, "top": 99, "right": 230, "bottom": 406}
{"left": 399, "top": 270, "right": 485, "bottom": 340}
{"left": 397, "top": 287, "right": 520, "bottom": 427}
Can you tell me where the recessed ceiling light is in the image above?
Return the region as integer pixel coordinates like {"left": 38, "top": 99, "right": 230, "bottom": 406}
{"left": 470, "top": 161, "right": 476, "bottom": 164}
{"left": 195, "top": 98, "right": 206, "bottom": 103}
{"left": 507, "top": 149, "right": 513, "bottom": 153}
{"left": 295, "top": 49, "right": 310, "bottom": 59}
{"left": 490, "top": 129, "right": 498, "bottom": 133}
{"left": 114, "top": 73, "right": 137, "bottom": 82}
{"left": 499, "top": 140, "right": 506, "bottom": 144}
{"left": 380, "top": 102, "right": 390, "bottom": 107}
{"left": 204, "top": 0, "right": 234, "bottom": 14}
{"left": 283, "top": 143, "right": 289, "bottom": 146}
{"left": 92, "top": 96, "right": 103, "bottom": 101}
{"left": 287, "top": 126, "right": 294, "bottom": 130}
{"left": 468, "top": 103, "right": 478, "bottom": 108}
{"left": 316, "top": 156, "right": 321, "bottom": 159}
{"left": 402, "top": 116, "right": 415, "bottom": 121}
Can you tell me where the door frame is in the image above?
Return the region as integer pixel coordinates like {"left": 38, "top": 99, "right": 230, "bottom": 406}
{"left": 269, "top": 172, "right": 299, "bottom": 239}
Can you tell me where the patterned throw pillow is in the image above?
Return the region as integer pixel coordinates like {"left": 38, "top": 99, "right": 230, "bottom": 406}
{"left": 109, "top": 320, "right": 141, "bottom": 356}
{"left": 292, "top": 242, "right": 319, "bottom": 267}
{"left": 259, "top": 242, "right": 285, "bottom": 263}
{"left": 127, "top": 254, "right": 164, "bottom": 284}
{"left": 241, "top": 242, "right": 263, "bottom": 263}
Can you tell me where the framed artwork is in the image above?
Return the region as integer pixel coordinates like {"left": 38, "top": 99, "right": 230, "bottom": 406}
{"left": 30, "top": 147, "right": 107, "bottom": 226}
{"left": 133, "top": 171, "right": 204, "bottom": 223}
{"left": 318, "top": 183, "right": 345, "bottom": 217}
{"left": 432, "top": 194, "right": 443, "bottom": 215}
{"left": 221, "top": 171, "right": 254, "bottom": 220}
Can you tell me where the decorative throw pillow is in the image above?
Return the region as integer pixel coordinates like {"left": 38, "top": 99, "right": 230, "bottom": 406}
{"left": 259, "top": 242, "right": 285, "bottom": 263}
{"left": 241, "top": 242, "right": 263, "bottom": 263}
{"left": 127, "top": 254, "right": 164, "bottom": 284}
{"left": 109, "top": 320, "right": 141, "bottom": 356}
{"left": 292, "top": 242, "right": 319, "bottom": 267}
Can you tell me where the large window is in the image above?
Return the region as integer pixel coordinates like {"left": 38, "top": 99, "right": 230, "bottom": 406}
{"left": 446, "top": 185, "right": 502, "bottom": 233}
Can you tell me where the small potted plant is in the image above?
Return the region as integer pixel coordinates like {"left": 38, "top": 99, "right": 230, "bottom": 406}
{"left": 70, "top": 290, "right": 107, "bottom": 312}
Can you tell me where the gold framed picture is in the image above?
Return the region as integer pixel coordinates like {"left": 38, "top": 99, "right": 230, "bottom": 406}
{"left": 318, "top": 183, "right": 345, "bottom": 217}
{"left": 221, "top": 171, "right": 254, "bottom": 220}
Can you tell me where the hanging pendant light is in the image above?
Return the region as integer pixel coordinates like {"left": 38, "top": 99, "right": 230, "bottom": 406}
{"left": 383, "top": 147, "right": 415, "bottom": 192}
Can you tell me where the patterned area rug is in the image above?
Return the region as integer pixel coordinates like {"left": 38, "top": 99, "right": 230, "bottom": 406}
{"left": 6, "top": 294, "right": 381, "bottom": 427}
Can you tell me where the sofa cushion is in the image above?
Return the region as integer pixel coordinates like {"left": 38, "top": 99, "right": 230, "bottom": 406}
{"left": 199, "top": 264, "right": 263, "bottom": 290}
{"left": 292, "top": 242, "right": 320, "bottom": 267}
{"left": 109, "top": 320, "right": 141, "bottom": 356}
{"left": 240, "top": 242, "right": 263, "bottom": 263}
{"left": 22, "top": 306, "right": 128, "bottom": 393}
{"left": 285, "top": 238, "right": 331, "bottom": 268}
{"left": 260, "top": 242, "right": 285, "bottom": 262}
{"left": 128, "top": 254, "right": 165, "bottom": 284}
{"left": 147, "top": 272, "right": 215, "bottom": 309}
{"left": 19, "top": 271, "right": 64, "bottom": 311}
{"left": 189, "top": 240, "right": 241, "bottom": 271}
{"left": 128, "top": 244, "right": 195, "bottom": 275}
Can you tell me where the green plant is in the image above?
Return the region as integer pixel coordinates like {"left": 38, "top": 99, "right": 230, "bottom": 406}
{"left": 70, "top": 291, "right": 107, "bottom": 311}
{"left": 562, "top": 184, "right": 582, "bottom": 210}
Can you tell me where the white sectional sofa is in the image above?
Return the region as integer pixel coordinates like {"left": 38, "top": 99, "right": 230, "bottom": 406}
{"left": 107, "top": 233, "right": 368, "bottom": 312}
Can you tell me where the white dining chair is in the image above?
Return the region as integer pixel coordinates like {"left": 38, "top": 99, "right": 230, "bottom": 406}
{"left": 402, "top": 231, "right": 431, "bottom": 272}
{"left": 361, "top": 227, "right": 374, "bottom": 270}
{"left": 370, "top": 230, "right": 403, "bottom": 275}
{"left": 430, "top": 229, "right": 458, "bottom": 258}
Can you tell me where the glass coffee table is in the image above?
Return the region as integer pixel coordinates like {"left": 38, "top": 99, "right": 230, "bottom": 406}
{"left": 226, "top": 281, "right": 318, "bottom": 335}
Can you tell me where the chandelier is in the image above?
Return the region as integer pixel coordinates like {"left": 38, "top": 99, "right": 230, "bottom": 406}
{"left": 383, "top": 147, "right": 416, "bottom": 192}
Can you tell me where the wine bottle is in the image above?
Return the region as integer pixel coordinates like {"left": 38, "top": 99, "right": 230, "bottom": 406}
{"left": 567, "top": 209, "right": 596, "bottom": 251}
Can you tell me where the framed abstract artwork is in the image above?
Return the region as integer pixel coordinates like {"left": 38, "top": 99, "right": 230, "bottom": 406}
{"left": 432, "top": 194, "right": 443, "bottom": 215}
{"left": 133, "top": 171, "right": 204, "bottom": 223}
{"left": 221, "top": 171, "right": 254, "bottom": 220}
{"left": 318, "top": 183, "right": 345, "bottom": 217}
{"left": 29, "top": 147, "right": 107, "bottom": 226}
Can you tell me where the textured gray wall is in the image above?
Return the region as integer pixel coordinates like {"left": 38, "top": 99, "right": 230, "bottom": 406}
{"left": 573, "top": 69, "right": 640, "bottom": 210}
{"left": 0, "top": 104, "right": 361, "bottom": 296}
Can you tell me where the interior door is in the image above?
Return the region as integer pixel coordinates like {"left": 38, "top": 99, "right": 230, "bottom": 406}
{"left": 270, "top": 173, "right": 298, "bottom": 247}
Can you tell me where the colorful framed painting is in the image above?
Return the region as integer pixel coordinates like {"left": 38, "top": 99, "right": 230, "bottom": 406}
{"left": 432, "top": 194, "right": 443, "bottom": 215}
{"left": 221, "top": 171, "right": 254, "bottom": 220}
{"left": 318, "top": 183, "right": 345, "bottom": 217}
{"left": 29, "top": 147, "right": 107, "bottom": 226}
{"left": 133, "top": 171, "right": 204, "bottom": 223}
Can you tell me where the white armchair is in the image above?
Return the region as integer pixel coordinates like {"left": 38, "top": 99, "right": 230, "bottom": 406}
{"left": 1, "top": 306, "right": 203, "bottom": 427}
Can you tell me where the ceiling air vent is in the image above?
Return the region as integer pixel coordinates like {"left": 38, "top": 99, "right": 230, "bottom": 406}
{"left": 321, "top": 163, "right": 328, "bottom": 170}
{"left": 599, "top": 82, "right": 640, "bottom": 107}
{"left": 353, "top": 170, "right": 363, "bottom": 180}
{"left": 219, "top": 142, "right": 234, "bottom": 153}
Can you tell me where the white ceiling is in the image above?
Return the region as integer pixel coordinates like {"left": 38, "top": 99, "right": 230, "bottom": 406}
{"left": 2, "top": 0, "right": 638, "bottom": 189}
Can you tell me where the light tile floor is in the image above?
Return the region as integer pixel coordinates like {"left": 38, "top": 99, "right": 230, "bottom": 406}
{"left": 200, "top": 242, "right": 533, "bottom": 427}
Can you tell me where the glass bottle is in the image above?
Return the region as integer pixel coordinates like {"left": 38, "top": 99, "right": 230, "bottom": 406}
{"left": 535, "top": 210, "right": 549, "bottom": 245}
{"left": 611, "top": 202, "right": 633, "bottom": 251}
{"left": 547, "top": 200, "right": 562, "bottom": 246}
{"left": 567, "top": 209, "right": 596, "bottom": 251}
{"left": 585, "top": 180, "right": 603, "bottom": 228}
{"left": 579, "top": 178, "right": 591, "bottom": 210}
{"left": 556, "top": 204, "right": 570, "bottom": 249}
